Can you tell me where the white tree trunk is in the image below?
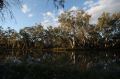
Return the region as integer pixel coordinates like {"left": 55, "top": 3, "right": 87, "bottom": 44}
{"left": 71, "top": 52, "right": 75, "bottom": 64}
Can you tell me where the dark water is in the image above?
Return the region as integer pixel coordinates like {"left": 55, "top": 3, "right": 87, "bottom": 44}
{"left": 0, "top": 50, "right": 120, "bottom": 79}
{"left": 0, "top": 49, "right": 120, "bottom": 71}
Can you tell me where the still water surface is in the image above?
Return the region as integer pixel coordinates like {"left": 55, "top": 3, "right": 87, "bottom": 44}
{"left": 0, "top": 49, "right": 120, "bottom": 71}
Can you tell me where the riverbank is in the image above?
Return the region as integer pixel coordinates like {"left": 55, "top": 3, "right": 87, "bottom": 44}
{"left": 1, "top": 47, "right": 120, "bottom": 52}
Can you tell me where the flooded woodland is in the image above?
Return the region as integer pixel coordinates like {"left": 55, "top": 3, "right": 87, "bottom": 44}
{"left": 0, "top": 0, "right": 120, "bottom": 79}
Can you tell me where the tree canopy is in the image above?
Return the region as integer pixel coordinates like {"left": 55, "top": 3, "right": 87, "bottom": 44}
{"left": 0, "top": 9, "right": 120, "bottom": 49}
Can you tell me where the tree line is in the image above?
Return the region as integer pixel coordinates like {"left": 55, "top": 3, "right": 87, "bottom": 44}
{"left": 0, "top": 10, "right": 120, "bottom": 49}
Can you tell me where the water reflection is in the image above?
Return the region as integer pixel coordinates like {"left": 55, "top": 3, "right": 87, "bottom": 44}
{"left": 0, "top": 49, "right": 120, "bottom": 71}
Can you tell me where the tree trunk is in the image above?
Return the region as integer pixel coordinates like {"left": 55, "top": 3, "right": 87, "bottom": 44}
{"left": 71, "top": 51, "right": 76, "bottom": 64}
{"left": 70, "top": 37, "right": 76, "bottom": 64}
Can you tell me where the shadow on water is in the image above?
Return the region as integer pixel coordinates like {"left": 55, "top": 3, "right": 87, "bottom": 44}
{"left": 0, "top": 49, "right": 120, "bottom": 79}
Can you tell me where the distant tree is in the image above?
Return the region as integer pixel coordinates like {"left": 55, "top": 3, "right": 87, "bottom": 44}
{"left": 96, "top": 12, "right": 120, "bottom": 48}
{"left": 96, "top": 12, "right": 111, "bottom": 31}
{"left": 33, "top": 25, "right": 45, "bottom": 48}
{"left": 19, "top": 28, "right": 31, "bottom": 49}
{"left": 0, "top": 26, "right": 7, "bottom": 47}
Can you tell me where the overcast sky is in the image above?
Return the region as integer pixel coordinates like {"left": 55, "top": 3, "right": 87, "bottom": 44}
{"left": 0, "top": 0, "right": 120, "bottom": 32}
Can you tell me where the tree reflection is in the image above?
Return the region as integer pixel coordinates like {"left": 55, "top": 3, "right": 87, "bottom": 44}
{"left": 0, "top": 50, "right": 120, "bottom": 71}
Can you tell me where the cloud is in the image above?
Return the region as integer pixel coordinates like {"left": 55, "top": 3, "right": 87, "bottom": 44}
{"left": 69, "top": 6, "right": 78, "bottom": 11}
{"left": 85, "top": 0, "right": 120, "bottom": 24}
{"left": 84, "top": 0, "right": 93, "bottom": 5}
{"left": 41, "top": 11, "right": 58, "bottom": 28}
{"left": 21, "top": 4, "right": 30, "bottom": 14}
{"left": 21, "top": 4, "right": 34, "bottom": 18}
{"left": 41, "top": 6, "right": 78, "bottom": 28}
{"left": 43, "top": 12, "right": 53, "bottom": 17}
{"left": 46, "top": 12, "right": 53, "bottom": 16}
{"left": 28, "top": 14, "right": 33, "bottom": 18}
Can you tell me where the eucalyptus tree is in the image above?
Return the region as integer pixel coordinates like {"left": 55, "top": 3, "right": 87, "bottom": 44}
{"left": 109, "top": 13, "right": 120, "bottom": 47}
{"left": 8, "top": 30, "right": 20, "bottom": 49}
{"left": 58, "top": 9, "right": 91, "bottom": 64}
{"left": 46, "top": 26, "right": 68, "bottom": 48}
{"left": 96, "top": 12, "right": 112, "bottom": 47}
{"left": 0, "top": 26, "right": 7, "bottom": 48}
{"left": 48, "top": 26, "right": 69, "bottom": 48}
{"left": 110, "top": 13, "right": 120, "bottom": 33}
{"left": 21, "top": 26, "right": 37, "bottom": 48}
{"left": 4, "top": 27, "right": 15, "bottom": 48}
{"left": 58, "top": 10, "right": 77, "bottom": 48}
{"left": 53, "top": 27, "right": 65, "bottom": 47}
{"left": 58, "top": 10, "right": 91, "bottom": 48}
{"left": 0, "top": 26, "right": 4, "bottom": 43}
{"left": 76, "top": 27, "right": 89, "bottom": 48}
{"left": 19, "top": 27, "right": 32, "bottom": 49}
{"left": 96, "top": 12, "right": 111, "bottom": 31}
{"left": 87, "top": 25, "right": 102, "bottom": 48}
{"left": 96, "top": 12, "right": 120, "bottom": 48}
{"left": 33, "top": 24, "right": 45, "bottom": 48}
{"left": 43, "top": 26, "right": 57, "bottom": 48}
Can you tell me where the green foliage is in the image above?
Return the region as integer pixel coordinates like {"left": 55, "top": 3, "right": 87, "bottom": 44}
{"left": 0, "top": 11, "right": 120, "bottom": 49}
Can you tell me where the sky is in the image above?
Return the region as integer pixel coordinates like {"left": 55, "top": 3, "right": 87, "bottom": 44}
{"left": 0, "top": 0, "right": 120, "bottom": 32}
